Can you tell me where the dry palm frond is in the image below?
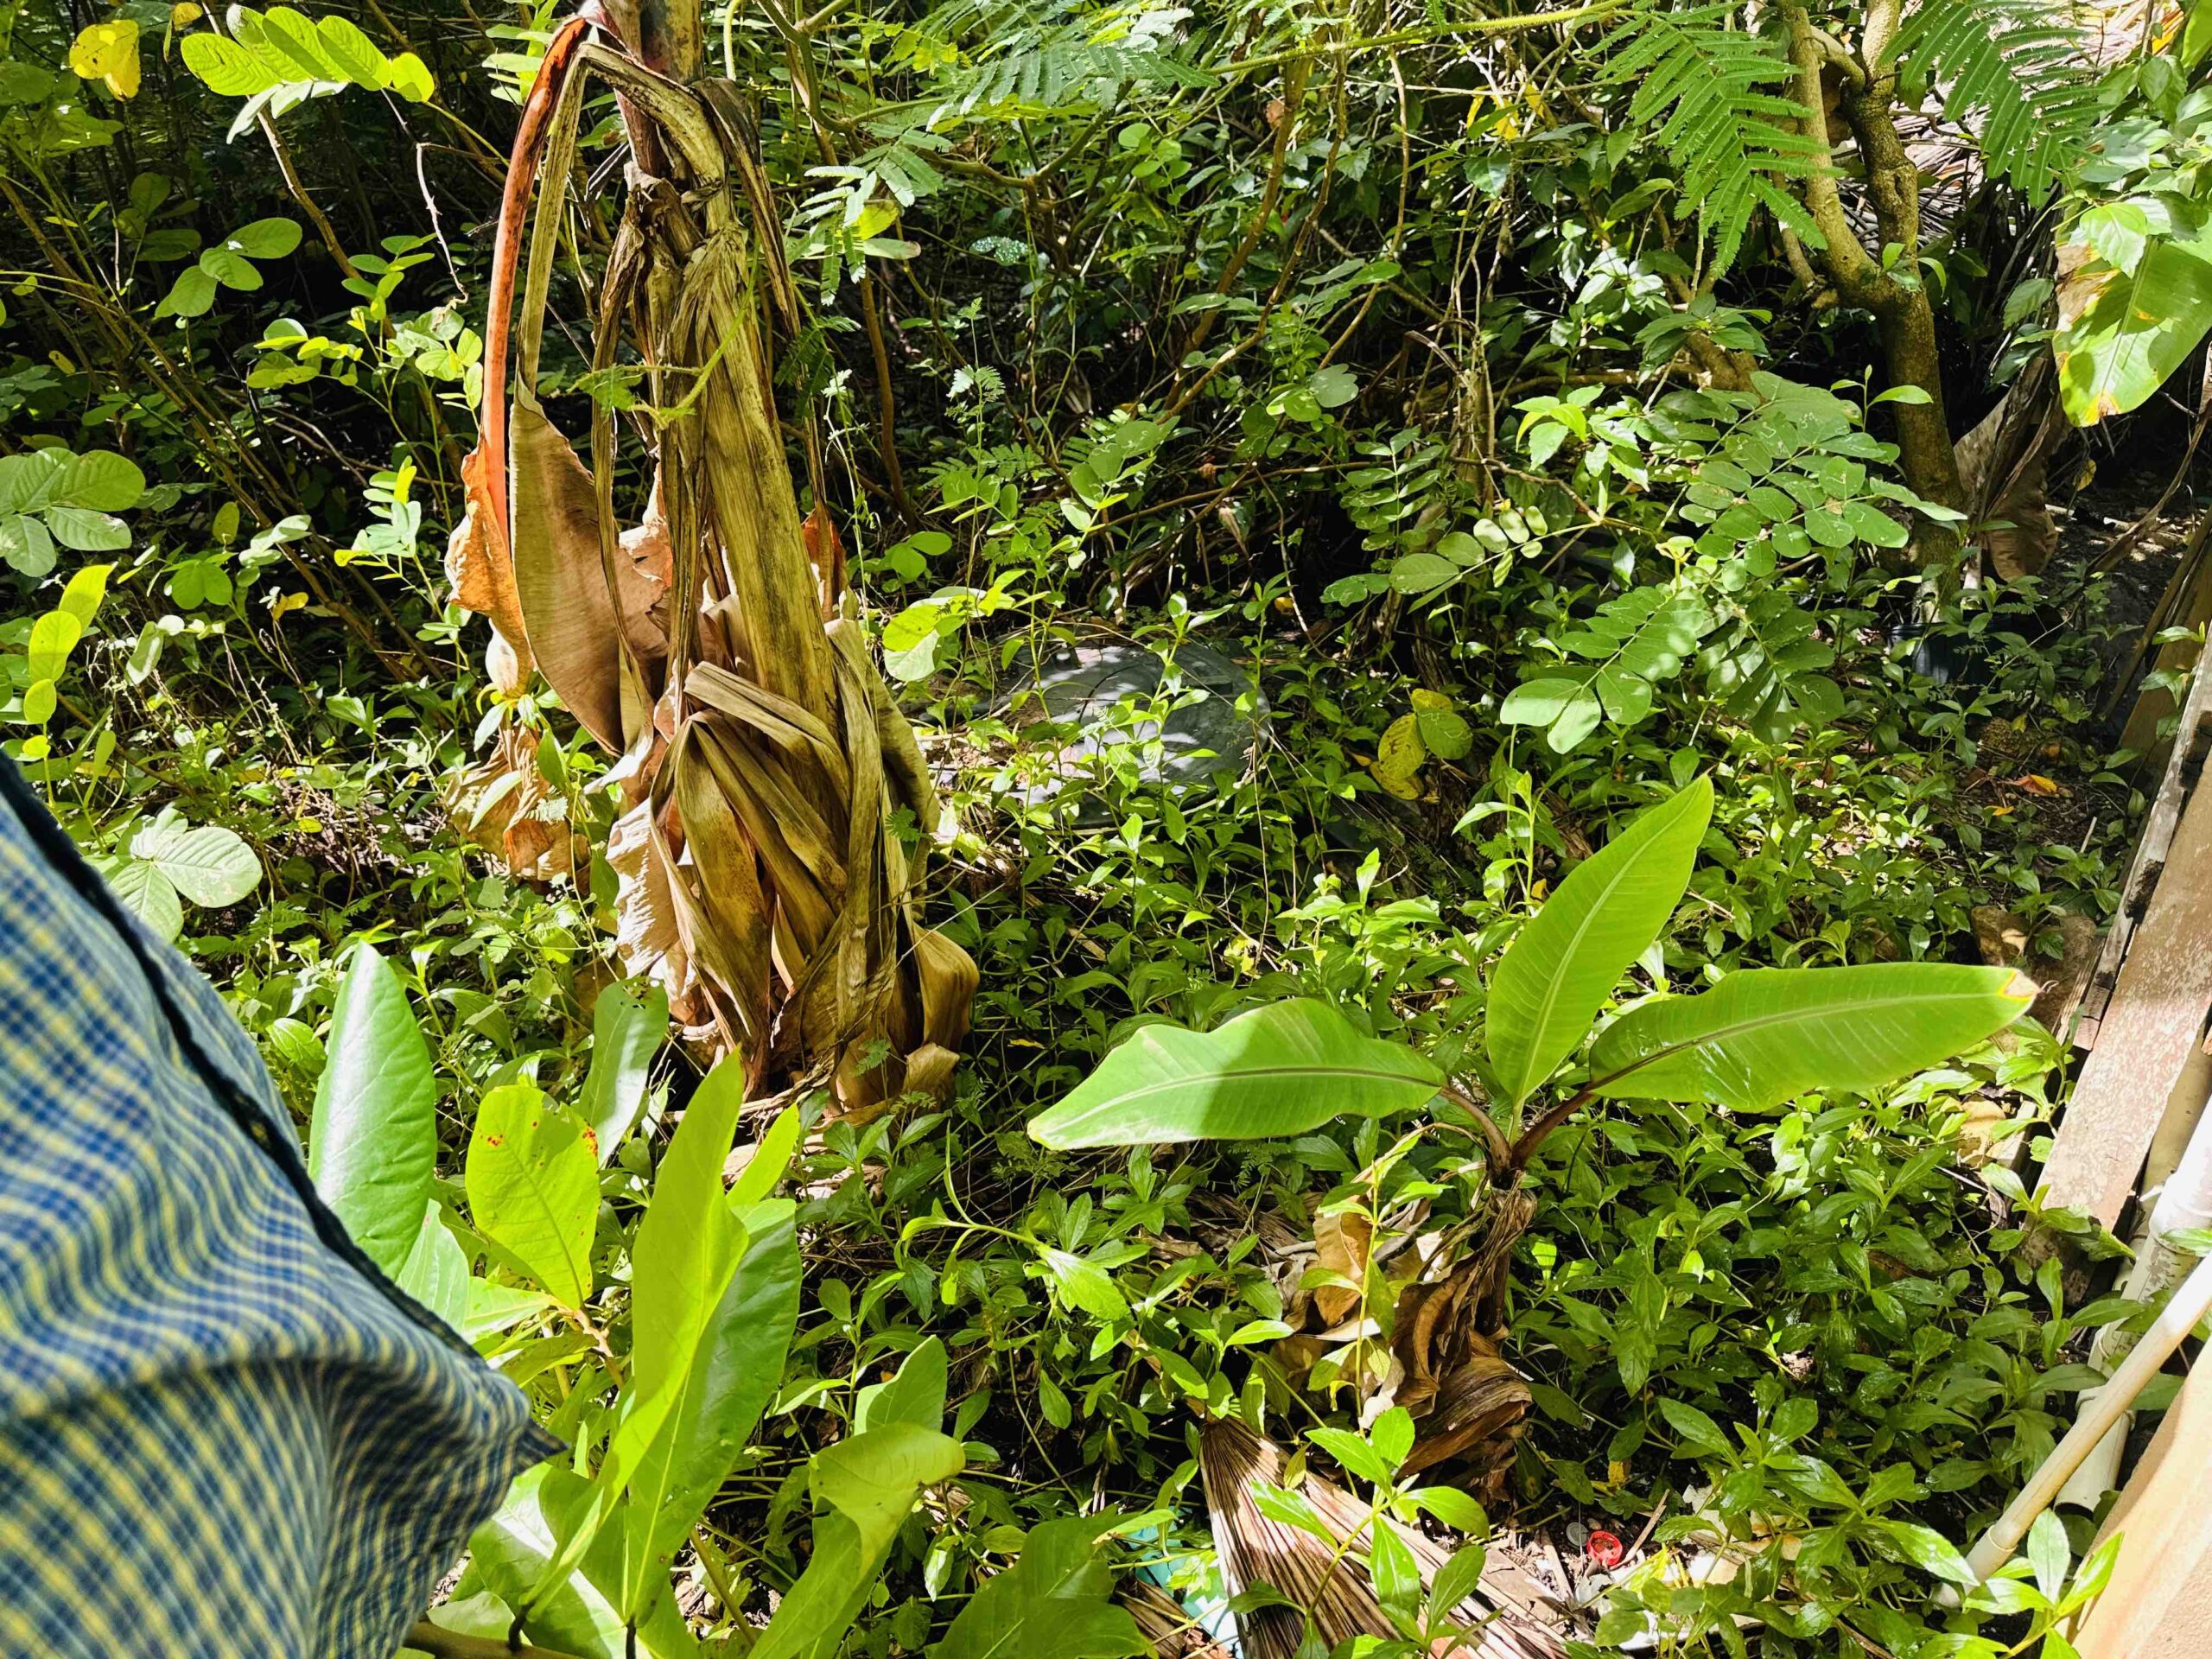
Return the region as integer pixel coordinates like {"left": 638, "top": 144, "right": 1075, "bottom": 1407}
{"left": 1198, "top": 1418, "right": 1572, "bottom": 1659}
{"left": 445, "top": 11, "right": 973, "bottom": 1111}
{"left": 1122, "top": 1579, "right": 1236, "bottom": 1659}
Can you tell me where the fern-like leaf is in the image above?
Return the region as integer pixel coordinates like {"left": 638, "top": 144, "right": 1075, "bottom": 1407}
{"left": 1595, "top": 1, "right": 1818, "bottom": 274}
{"left": 1894, "top": 0, "right": 2098, "bottom": 204}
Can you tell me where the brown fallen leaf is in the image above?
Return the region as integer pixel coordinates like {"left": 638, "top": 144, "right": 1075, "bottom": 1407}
{"left": 1200, "top": 1417, "right": 1568, "bottom": 1659}
{"left": 1312, "top": 1209, "right": 1374, "bottom": 1325}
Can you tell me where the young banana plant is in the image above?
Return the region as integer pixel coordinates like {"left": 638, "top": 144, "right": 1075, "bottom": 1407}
{"left": 1027, "top": 777, "right": 2035, "bottom": 1465}
{"left": 446, "top": 4, "right": 975, "bottom": 1112}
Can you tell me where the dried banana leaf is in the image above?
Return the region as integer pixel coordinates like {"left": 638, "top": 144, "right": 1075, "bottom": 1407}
{"left": 1198, "top": 1418, "right": 1569, "bottom": 1659}
{"left": 511, "top": 386, "right": 626, "bottom": 752}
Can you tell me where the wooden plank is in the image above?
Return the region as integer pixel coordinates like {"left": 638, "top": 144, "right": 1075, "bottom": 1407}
{"left": 2120, "top": 525, "right": 2212, "bottom": 760}
{"left": 2079, "top": 621, "right": 2212, "bottom": 1044}
{"left": 2072, "top": 1344, "right": 2212, "bottom": 1659}
{"left": 2040, "top": 775, "right": 2212, "bottom": 1228}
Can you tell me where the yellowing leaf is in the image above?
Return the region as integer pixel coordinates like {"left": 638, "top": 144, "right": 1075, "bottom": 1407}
{"left": 270, "top": 590, "right": 308, "bottom": 621}
{"left": 71, "top": 18, "right": 142, "bottom": 99}
{"left": 1372, "top": 713, "right": 1425, "bottom": 798}
{"left": 171, "top": 3, "right": 204, "bottom": 29}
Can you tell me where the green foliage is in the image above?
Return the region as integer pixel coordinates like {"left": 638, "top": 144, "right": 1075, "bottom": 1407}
{"left": 308, "top": 942, "right": 437, "bottom": 1275}
{"left": 1035, "top": 785, "right": 2030, "bottom": 1166}
{"left": 1895, "top": 0, "right": 2098, "bottom": 205}
{"left": 1592, "top": 0, "right": 1816, "bottom": 273}
{"left": 929, "top": 1514, "right": 1147, "bottom": 1659}
{"left": 1027, "top": 998, "right": 1446, "bottom": 1149}
{"left": 2052, "top": 67, "right": 2212, "bottom": 424}
{"left": 180, "top": 7, "right": 434, "bottom": 136}
{"left": 1591, "top": 961, "right": 2035, "bottom": 1108}
{"left": 0, "top": 0, "right": 2157, "bottom": 1651}
{"left": 156, "top": 218, "right": 303, "bottom": 320}
{"left": 0, "top": 448, "right": 144, "bottom": 576}
{"left": 99, "top": 809, "right": 265, "bottom": 941}
{"left": 1487, "top": 776, "right": 1713, "bottom": 1110}
{"left": 467, "top": 1081, "right": 600, "bottom": 1311}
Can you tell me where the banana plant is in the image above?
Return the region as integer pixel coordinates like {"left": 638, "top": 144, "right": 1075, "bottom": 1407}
{"left": 1027, "top": 777, "right": 2034, "bottom": 1345}
{"left": 437, "top": 3, "right": 975, "bottom": 1114}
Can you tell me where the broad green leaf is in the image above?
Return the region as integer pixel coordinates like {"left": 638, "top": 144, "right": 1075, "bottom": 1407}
{"left": 394, "top": 1198, "right": 469, "bottom": 1329}
{"left": 621, "top": 1203, "right": 799, "bottom": 1622}
{"left": 157, "top": 264, "right": 218, "bottom": 318}
{"left": 225, "top": 216, "right": 302, "bottom": 260}
{"left": 1388, "top": 550, "right": 1459, "bottom": 595}
{"left": 1370, "top": 1516, "right": 1421, "bottom": 1611}
{"left": 577, "top": 979, "right": 668, "bottom": 1163}
{"left": 931, "top": 1514, "right": 1147, "bottom": 1659}
{"left": 0, "top": 449, "right": 64, "bottom": 514}
{"left": 1485, "top": 777, "right": 1713, "bottom": 1110}
{"left": 467, "top": 1081, "right": 597, "bottom": 1308}
{"left": 1498, "top": 676, "right": 1603, "bottom": 751}
{"left": 467, "top": 1466, "right": 701, "bottom": 1659}
{"left": 1876, "top": 1520, "right": 1978, "bottom": 1585}
{"left": 2057, "top": 228, "right": 2212, "bottom": 425}
{"left": 385, "top": 50, "right": 434, "bottom": 101}
{"left": 44, "top": 506, "right": 130, "bottom": 552}
{"left": 56, "top": 450, "right": 143, "bottom": 512}
{"left": 180, "top": 30, "right": 283, "bottom": 97}
{"left": 751, "top": 1424, "right": 965, "bottom": 1659}
{"left": 545, "top": 1054, "right": 747, "bottom": 1614}
{"left": 104, "top": 858, "right": 182, "bottom": 940}
{"left": 1041, "top": 1249, "right": 1129, "bottom": 1322}
{"left": 1590, "top": 963, "right": 2035, "bottom": 1111}
{"left": 129, "top": 821, "right": 262, "bottom": 907}
{"left": 855, "top": 1335, "right": 949, "bottom": 1433}
{"left": 728, "top": 1105, "right": 801, "bottom": 1205}
{"left": 25, "top": 611, "right": 83, "bottom": 683}
{"left": 1029, "top": 999, "right": 1440, "bottom": 1149}
{"left": 255, "top": 7, "right": 339, "bottom": 80}
{"left": 200, "top": 245, "right": 263, "bottom": 290}
{"left": 1431, "top": 1539, "right": 1489, "bottom": 1614}
{"left": 56, "top": 562, "right": 112, "bottom": 624}
{"left": 1, "top": 513, "right": 54, "bottom": 578}
{"left": 310, "top": 943, "right": 437, "bottom": 1274}
{"left": 462, "top": 1277, "right": 554, "bottom": 1343}
{"left": 2026, "top": 1509, "right": 2070, "bottom": 1601}
{"left": 313, "top": 14, "right": 389, "bottom": 86}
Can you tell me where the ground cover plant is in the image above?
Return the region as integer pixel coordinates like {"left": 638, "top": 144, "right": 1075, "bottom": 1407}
{"left": 2, "top": 0, "right": 2202, "bottom": 1654}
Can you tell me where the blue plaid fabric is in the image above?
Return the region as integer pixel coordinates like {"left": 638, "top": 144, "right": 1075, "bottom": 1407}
{"left": 0, "top": 758, "right": 552, "bottom": 1657}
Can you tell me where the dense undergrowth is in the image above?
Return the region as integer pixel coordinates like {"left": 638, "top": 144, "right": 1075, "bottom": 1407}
{"left": 3, "top": 0, "right": 2201, "bottom": 1654}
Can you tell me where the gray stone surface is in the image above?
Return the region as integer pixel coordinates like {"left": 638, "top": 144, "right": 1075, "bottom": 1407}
{"left": 995, "top": 638, "right": 1269, "bottom": 811}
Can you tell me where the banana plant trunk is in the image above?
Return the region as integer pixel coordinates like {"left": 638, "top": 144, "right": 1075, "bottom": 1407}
{"left": 446, "top": 2, "right": 975, "bottom": 1111}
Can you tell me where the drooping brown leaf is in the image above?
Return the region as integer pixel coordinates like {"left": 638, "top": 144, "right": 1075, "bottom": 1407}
{"left": 445, "top": 442, "right": 533, "bottom": 676}
{"left": 511, "top": 385, "right": 626, "bottom": 752}
{"left": 667, "top": 723, "right": 776, "bottom": 1051}
{"left": 915, "top": 927, "right": 977, "bottom": 1052}
{"left": 607, "top": 795, "right": 694, "bottom": 1016}
{"left": 477, "top": 36, "right": 973, "bottom": 1111}
{"left": 445, "top": 723, "right": 570, "bottom": 883}
{"left": 613, "top": 469, "right": 673, "bottom": 664}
